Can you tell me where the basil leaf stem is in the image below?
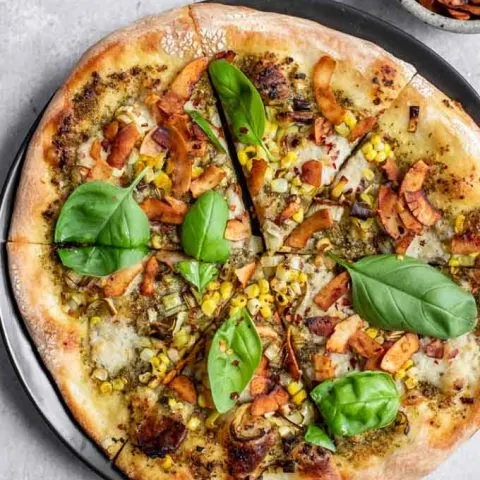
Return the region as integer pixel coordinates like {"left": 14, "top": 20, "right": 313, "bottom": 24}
{"left": 186, "top": 110, "right": 226, "bottom": 153}
{"left": 176, "top": 260, "right": 219, "bottom": 295}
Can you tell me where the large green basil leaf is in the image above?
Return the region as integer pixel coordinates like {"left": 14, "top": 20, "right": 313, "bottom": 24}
{"left": 331, "top": 254, "right": 477, "bottom": 339}
{"left": 208, "top": 309, "right": 262, "bottom": 413}
{"left": 304, "top": 425, "right": 336, "bottom": 452}
{"left": 55, "top": 170, "right": 150, "bottom": 247}
{"left": 310, "top": 371, "right": 400, "bottom": 437}
{"left": 181, "top": 191, "right": 230, "bottom": 263}
{"left": 186, "top": 110, "right": 226, "bottom": 153}
{"left": 176, "top": 260, "right": 218, "bottom": 295}
{"left": 208, "top": 59, "right": 272, "bottom": 159}
{"left": 57, "top": 246, "right": 148, "bottom": 277}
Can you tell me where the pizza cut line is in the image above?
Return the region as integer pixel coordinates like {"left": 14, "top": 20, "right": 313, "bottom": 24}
{"left": 7, "top": 4, "right": 480, "bottom": 480}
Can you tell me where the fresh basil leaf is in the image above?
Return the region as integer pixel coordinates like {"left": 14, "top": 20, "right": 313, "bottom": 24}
{"left": 181, "top": 190, "right": 230, "bottom": 263}
{"left": 208, "top": 309, "right": 262, "bottom": 413}
{"left": 57, "top": 246, "right": 148, "bottom": 277}
{"left": 331, "top": 254, "right": 477, "bottom": 339}
{"left": 209, "top": 59, "right": 272, "bottom": 160}
{"left": 186, "top": 110, "right": 226, "bottom": 153}
{"left": 304, "top": 425, "right": 336, "bottom": 452}
{"left": 176, "top": 260, "right": 218, "bottom": 295}
{"left": 55, "top": 170, "right": 150, "bottom": 248}
{"left": 310, "top": 371, "right": 400, "bottom": 437}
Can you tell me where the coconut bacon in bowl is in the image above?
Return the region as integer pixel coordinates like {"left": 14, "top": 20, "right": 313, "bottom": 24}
{"left": 418, "top": 0, "right": 480, "bottom": 20}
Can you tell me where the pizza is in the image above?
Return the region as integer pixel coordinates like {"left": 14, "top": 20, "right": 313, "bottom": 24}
{"left": 7, "top": 4, "right": 480, "bottom": 480}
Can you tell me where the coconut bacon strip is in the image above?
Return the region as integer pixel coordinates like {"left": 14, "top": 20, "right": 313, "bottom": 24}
{"left": 326, "top": 315, "right": 363, "bottom": 354}
{"left": 190, "top": 165, "right": 226, "bottom": 198}
{"left": 140, "top": 196, "right": 188, "bottom": 224}
{"left": 106, "top": 123, "right": 140, "bottom": 168}
{"left": 451, "top": 233, "right": 480, "bottom": 254}
{"left": 381, "top": 333, "right": 420, "bottom": 374}
{"left": 286, "top": 209, "right": 333, "bottom": 248}
{"left": 103, "top": 262, "right": 144, "bottom": 297}
{"left": 314, "top": 271, "right": 350, "bottom": 311}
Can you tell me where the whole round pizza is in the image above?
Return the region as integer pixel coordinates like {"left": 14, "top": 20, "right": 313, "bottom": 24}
{"left": 8, "top": 4, "right": 480, "bottom": 479}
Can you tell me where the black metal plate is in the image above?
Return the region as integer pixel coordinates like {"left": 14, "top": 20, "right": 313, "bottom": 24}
{"left": 1, "top": 1, "right": 479, "bottom": 479}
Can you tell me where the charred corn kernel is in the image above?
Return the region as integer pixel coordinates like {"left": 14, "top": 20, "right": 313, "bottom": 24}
{"left": 160, "top": 455, "right": 173, "bottom": 470}
{"left": 191, "top": 166, "right": 204, "bottom": 179}
{"left": 198, "top": 393, "right": 207, "bottom": 408}
{"left": 150, "top": 356, "right": 161, "bottom": 368}
{"left": 371, "top": 135, "right": 382, "bottom": 146}
{"left": 316, "top": 238, "right": 332, "bottom": 251}
{"left": 287, "top": 382, "right": 302, "bottom": 396}
{"left": 100, "top": 382, "right": 113, "bottom": 394}
{"left": 292, "top": 175, "right": 302, "bottom": 187}
{"left": 375, "top": 151, "right": 387, "bottom": 163}
{"left": 280, "top": 151, "right": 298, "bottom": 169}
{"left": 90, "top": 316, "right": 101, "bottom": 326}
{"left": 138, "top": 372, "right": 152, "bottom": 384}
{"left": 362, "top": 142, "right": 374, "bottom": 155}
{"left": 331, "top": 178, "right": 348, "bottom": 199}
{"left": 260, "top": 305, "right": 273, "bottom": 318}
{"left": 383, "top": 143, "right": 392, "bottom": 156}
{"left": 344, "top": 110, "right": 357, "bottom": 129}
{"left": 112, "top": 378, "right": 125, "bottom": 391}
{"left": 362, "top": 168, "right": 375, "bottom": 181}
{"left": 258, "top": 279, "right": 270, "bottom": 295}
{"left": 245, "top": 283, "right": 260, "bottom": 299}
{"left": 334, "top": 122, "right": 350, "bottom": 137}
{"left": 448, "top": 257, "right": 461, "bottom": 267}
{"left": 187, "top": 417, "right": 201, "bottom": 431}
{"left": 140, "top": 348, "right": 154, "bottom": 362}
{"left": 298, "top": 272, "right": 308, "bottom": 284}
{"left": 206, "top": 411, "right": 221, "bottom": 429}
{"left": 402, "top": 360, "right": 414, "bottom": 370}
{"left": 292, "top": 389, "right": 307, "bottom": 405}
{"left": 360, "top": 192, "right": 374, "bottom": 207}
{"left": 207, "top": 280, "right": 221, "bottom": 291}
{"left": 259, "top": 293, "right": 274, "bottom": 304}
{"left": 220, "top": 281, "right": 233, "bottom": 300}
{"left": 292, "top": 207, "right": 304, "bottom": 223}
{"left": 154, "top": 171, "right": 172, "bottom": 190}
{"left": 394, "top": 370, "right": 406, "bottom": 381}
{"left": 247, "top": 298, "right": 261, "bottom": 316}
{"left": 231, "top": 294, "right": 248, "bottom": 307}
{"left": 405, "top": 377, "right": 418, "bottom": 390}
{"left": 366, "top": 328, "right": 378, "bottom": 339}
{"left": 151, "top": 233, "right": 162, "bottom": 249}
{"left": 365, "top": 149, "right": 378, "bottom": 162}
{"left": 202, "top": 299, "right": 217, "bottom": 317}
{"left": 276, "top": 292, "right": 289, "bottom": 306}
{"left": 156, "top": 362, "right": 168, "bottom": 374}
{"left": 455, "top": 214, "right": 466, "bottom": 234}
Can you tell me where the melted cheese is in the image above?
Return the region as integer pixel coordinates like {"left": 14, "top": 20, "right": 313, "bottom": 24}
{"left": 406, "top": 230, "right": 449, "bottom": 264}
{"left": 334, "top": 151, "right": 370, "bottom": 193}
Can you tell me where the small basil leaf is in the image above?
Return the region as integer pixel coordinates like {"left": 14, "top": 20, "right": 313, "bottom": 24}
{"left": 330, "top": 253, "right": 477, "bottom": 339}
{"left": 57, "top": 246, "right": 148, "bottom": 277}
{"left": 181, "top": 191, "right": 230, "bottom": 263}
{"left": 310, "top": 371, "right": 400, "bottom": 437}
{"left": 304, "top": 425, "right": 336, "bottom": 452}
{"left": 186, "top": 110, "right": 226, "bottom": 153}
{"left": 55, "top": 170, "right": 150, "bottom": 248}
{"left": 208, "top": 59, "right": 272, "bottom": 159}
{"left": 208, "top": 309, "right": 262, "bottom": 413}
{"left": 176, "top": 260, "right": 218, "bottom": 295}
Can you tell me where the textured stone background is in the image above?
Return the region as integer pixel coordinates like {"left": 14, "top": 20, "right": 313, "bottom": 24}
{"left": 0, "top": 0, "right": 479, "bottom": 478}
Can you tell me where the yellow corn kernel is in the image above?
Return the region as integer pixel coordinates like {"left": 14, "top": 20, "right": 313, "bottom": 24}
{"left": 383, "top": 143, "right": 392, "bottom": 156}
{"left": 292, "top": 389, "right": 307, "bottom": 405}
{"left": 280, "top": 151, "right": 298, "bottom": 169}
{"left": 90, "top": 316, "right": 101, "bottom": 327}
{"left": 148, "top": 376, "right": 160, "bottom": 389}
{"left": 245, "top": 283, "right": 260, "bottom": 299}
{"left": 402, "top": 360, "right": 414, "bottom": 370}
{"left": 448, "top": 257, "right": 460, "bottom": 267}
{"left": 455, "top": 214, "right": 466, "bottom": 234}
{"left": 334, "top": 122, "right": 350, "bottom": 137}
{"left": 276, "top": 292, "right": 289, "bottom": 306}
{"left": 344, "top": 111, "right": 357, "bottom": 129}
{"left": 150, "top": 356, "right": 161, "bottom": 368}
{"left": 405, "top": 377, "right": 418, "bottom": 390}
{"left": 371, "top": 134, "right": 382, "bottom": 146}
{"left": 159, "top": 353, "right": 170, "bottom": 365}
{"left": 160, "top": 455, "right": 173, "bottom": 470}
{"left": 201, "top": 299, "right": 217, "bottom": 317}
{"left": 173, "top": 329, "right": 190, "bottom": 348}
{"left": 259, "top": 294, "right": 274, "bottom": 306}
{"left": 210, "top": 291, "right": 221, "bottom": 303}
{"left": 365, "top": 149, "right": 378, "bottom": 162}
{"left": 187, "top": 416, "right": 201, "bottom": 431}
{"left": 362, "top": 168, "right": 375, "bottom": 181}
{"left": 156, "top": 362, "right": 167, "bottom": 374}
{"left": 231, "top": 294, "right": 248, "bottom": 307}
{"left": 237, "top": 149, "right": 249, "bottom": 166}
{"left": 289, "top": 270, "right": 300, "bottom": 282}
{"left": 292, "top": 176, "right": 302, "bottom": 187}
{"left": 112, "top": 378, "right": 125, "bottom": 391}
{"left": 198, "top": 393, "right": 207, "bottom": 408}
{"left": 360, "top": 192, "right": 374, "bottom": 207}
{"left": 153, "top": 171, "right": 172, "bottom": 190}
{"left": 134, "top": 159, "right": 146, "bottom": 176}
{"left": 100, "top": 382, "right": 113, "bottom": 394}
{"left": 206, "top": 411, "right": 221, "bottom": 429}
{"left": 366, "top": 328, "right": 378, "bottom": 339}
{"left": 375, "top": 151, "right": 387, "bottom": 163}
{"left": 260, "top": 305, "right": 272, "bottom": 319}
{"left": 258, "top": 279, "right": 270, "bottom": 295}
{"left": 331, "top": 177, "right": 348, "bottom": 199}
{"left": 220, "top": 281, "right": 234, "bottom": 300}
{"left": 191, "top": 166, "right": 204, "bottom": 179}
{"left": 151, "top": 233, "right": 163, "bottom": 249}
{"left": 362, "top": 142, "right": 374, "bottom": 155}
{"left": 394, "top": 370, "right": 406, "bottom": 381}
{"left": 229, "top": 306, "right": 240, "bottom": 316}
{"left": 207, "top": 280, "right": 221, "bottom": 291}
{"left": 168, "top": 398, "right": 177, "bottom": 409}
{"left": 375, "top": 336, "right": 385, "bottom": 345}
{"left": 287, "top": 382, "right": 302, "bottom": 396}
{"left": 138, "top": 372, "right": 152, "bottom": 384}
{"left": 292, "top": 207, "right": 304, "bottom": 223}
{"left": 298, "top": 272, "right": 308, "bottom": 284}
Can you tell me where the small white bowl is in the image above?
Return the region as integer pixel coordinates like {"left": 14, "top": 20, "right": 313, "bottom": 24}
{"left": 398, "top": 0, "right": 480, "bottom": 33}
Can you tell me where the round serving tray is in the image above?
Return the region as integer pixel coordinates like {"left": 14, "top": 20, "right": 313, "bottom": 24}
{"left": 1, "top": 1, "right": 479, "bottom": 479}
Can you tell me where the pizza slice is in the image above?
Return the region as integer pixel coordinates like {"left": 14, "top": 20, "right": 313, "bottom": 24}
{"left": 191, "top": 3, "right": 416, "bottom": 252}
{"left": 290, "top": 75, "right": 480, "bottom": 263}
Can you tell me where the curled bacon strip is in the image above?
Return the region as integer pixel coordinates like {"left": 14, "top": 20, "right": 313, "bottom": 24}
{"left": 286, "top": 209, "right": 333, "bottom": 248}
{"left": 404, "top": 190, "right": 441, "bottom": 226}
{"left": 248, "top": 159, "right": 268, "bottom": 197}
{"left": 225, "top": 214, "right": 251, "bottom": 241}
{"left": 451, "top": 233, "right": 480, "bottom": 254}
{"left": 140, "top": 196, "right": 188, "bottom": 224}
{"left": 399, "top": 160, "right": 430, "bottom": 196}
{"left": 286, "top": 327, "right": 301, "bottom": 381}
{"left": 348, "top": 116, "right": 377, "bottom": 142}
{"left": 140, "top": 256, "right": 159, "bottom": 297}
{"left": 106, "top": 123, "right": 140, "bottom": 168}
{"left": 190, "top": 165, "right": 226, "bottom": 198}
{"left": 301, "top": 160, "right": 323, "bottom": 187}
{"left": 314, "top": 271, "right": 350, "bottom": 311}
{"left": 378, "top": 185, "right": 402, "bottom": 239}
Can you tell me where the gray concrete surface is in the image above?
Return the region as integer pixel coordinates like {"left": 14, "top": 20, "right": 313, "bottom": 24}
{"left": 0, "top": 0, "right": 479, "bottom": 478}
